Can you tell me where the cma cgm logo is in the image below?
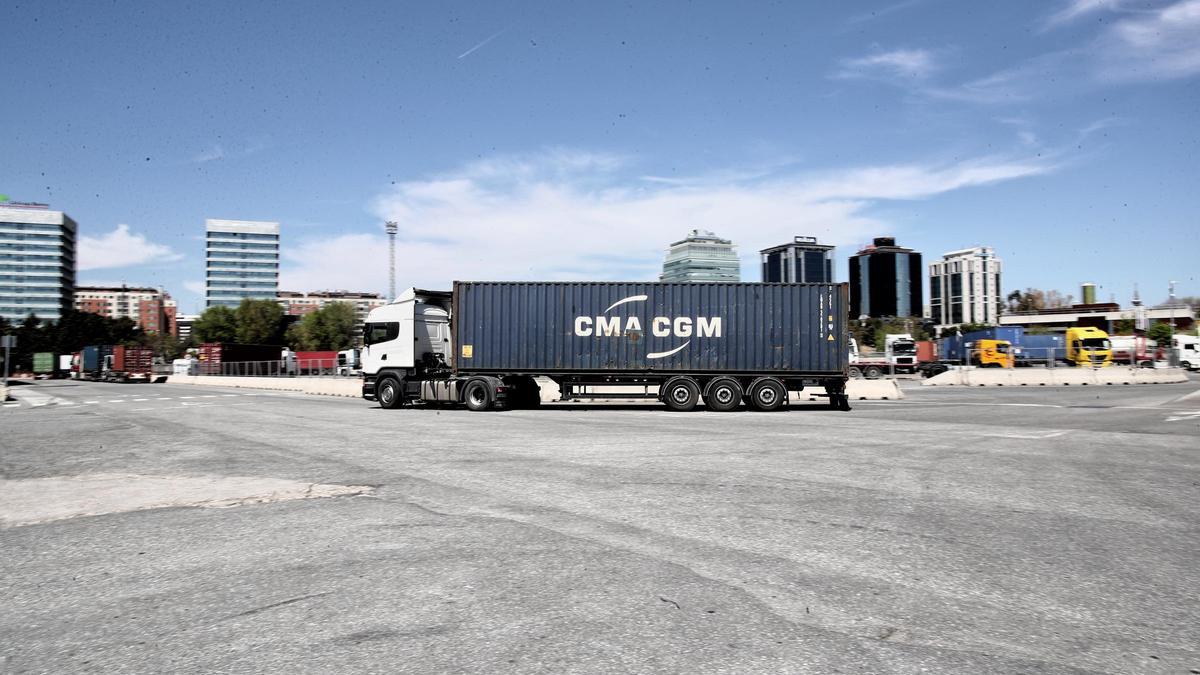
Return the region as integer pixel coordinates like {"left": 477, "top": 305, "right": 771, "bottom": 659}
{"left": 573, "top": 294, "right": 722, "bottom": 360}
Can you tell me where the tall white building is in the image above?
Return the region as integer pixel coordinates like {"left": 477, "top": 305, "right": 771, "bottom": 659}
{"left": 0, "top": 202, "right": 77, "bottom": 322}
{"left": 929, "top": 246, "right": 1002, "bottom": 328}
{"left": 660, "top": 230, "right": 740, "bottom": 282}
{"left": 205, "top": 219, "right": 280, "bottom": 308}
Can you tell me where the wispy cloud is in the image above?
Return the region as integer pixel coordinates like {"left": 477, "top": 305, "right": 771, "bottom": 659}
{"left": 191, "top": 145, "right": 225, "bottom": 163}
{"left": 279, "top": 148, "right": 1055, "bottom": 293}
{"left": 1096, "top": 0, "right": 1200, "bottom": 80}
{"left": 1042, "top": 0, "right": 1127, "bottom": 29}
{"left": 78, "top": 224, "right": 184, "bottom": 271}
{"left": 836, "top": 48, "right": 940, "bottom": 79}
{"left": 458, "top": 28, "right": 508, "bottom": 59}
{"left": 845, "top": 0, "right": 926, "bottom": 25}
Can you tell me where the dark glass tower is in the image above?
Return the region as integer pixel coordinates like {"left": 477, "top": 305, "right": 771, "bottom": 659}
{"left": 848, "top": 237, "right": 923, "bottom": 319}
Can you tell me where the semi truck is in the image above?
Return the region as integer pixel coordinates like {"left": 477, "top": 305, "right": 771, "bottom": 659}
{"left": 197, "top": 343, "right": 286, "bottom": 375}
{"left": 1064, "top": 327, "right": 1112, "bottom": 367}
{"left": 1175, "top": 334, "right": 1200, "bottom": 371}
{"left": 362, "top": 282, "right": 851, "bottom": 412}
{"left": 78, "top": 345, "right": 157, "bottom": 382}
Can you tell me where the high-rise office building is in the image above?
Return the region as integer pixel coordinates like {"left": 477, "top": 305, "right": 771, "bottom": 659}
{"left": 205, "top": 219, "right": 280, "bottom": 308}
{"left": 929, "top": 246, "right": 1002, "bottom": 328}
{"left": 760, "top": 236, "right": 835, "bottom": 283}
{"left": 659, "top": 229, "right": 740, "bottom": 282}
{"left": 0, "top": 202, "right": 77, "bottom": 322}
{"left": 848, "top": 237, "right": 923, "bottom": 319}
{"left": 74, "top": 285, "right": 178, "bottom": 336}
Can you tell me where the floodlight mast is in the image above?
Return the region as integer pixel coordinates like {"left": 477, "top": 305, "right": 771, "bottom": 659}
{"left": 385, "top": 221, "right": 398, "bottom": 301}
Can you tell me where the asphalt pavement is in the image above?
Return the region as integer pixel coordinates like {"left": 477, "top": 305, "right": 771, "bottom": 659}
{"left": 2, "top": 377, "right": 1199, "bottom": 674}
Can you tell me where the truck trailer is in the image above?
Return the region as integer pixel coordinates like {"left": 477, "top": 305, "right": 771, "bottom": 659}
{"left": 361, "top": 282, "right": 851, "bottom": 412}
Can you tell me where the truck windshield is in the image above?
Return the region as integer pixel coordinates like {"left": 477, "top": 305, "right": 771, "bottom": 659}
{"left": 892, "top": 342, "right": 915, "bottom": 354}
{"left": 1081, "top": 338, "right": 1110, "bottom": 350}
{"left": 996, "top": 343, "right": 1010, "bottom": 353}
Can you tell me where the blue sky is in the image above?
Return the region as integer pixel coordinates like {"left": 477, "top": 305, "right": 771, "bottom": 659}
{"left": 2, "top": 0, "right": 1197, "bottom": 314}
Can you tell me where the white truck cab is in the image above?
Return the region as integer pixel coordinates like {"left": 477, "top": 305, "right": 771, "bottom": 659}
{"left": 1175, "top": 334, "right": 1200, "bottom": 371}
{"left": 361, "top": 288, "right": 452, "bottom": 375}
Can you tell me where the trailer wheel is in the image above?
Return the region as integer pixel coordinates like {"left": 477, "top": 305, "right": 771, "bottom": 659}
{"left": 848, "top": 366, "right": 863, "bottom": 379}
{"left": 748, "top": 377, "right": 787, "bottom": 412}
{"left": 463, "top": 380, "right": 493, "bottom": 411}
{"left": 377, "top": 376, "right": 404, "bottom": 410}
{"left": 704, "top": 377, "right": 742, "bottom": 412}
{"left": 662, "top": 377, "right": 700, "bottom": 412}
{"left": 863, "top": 366, "right": 883, "bottom": 379}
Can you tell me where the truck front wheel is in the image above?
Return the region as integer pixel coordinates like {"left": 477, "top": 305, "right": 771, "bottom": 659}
{"left": 848, "top": 366, "right": 863, "bottom": 379}
{"left": 662, "top": 377, "right": 700, "bottom": 412}
{"left": 463, "top": 380, "right": 493, "bottom": 411}
{"left": 377, "top": 376, "right": 404, "bottom": 410}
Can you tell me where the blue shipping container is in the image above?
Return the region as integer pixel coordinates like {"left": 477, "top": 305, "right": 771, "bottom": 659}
{"left": 453, "top": 281, "right": 848, "bottom": 375}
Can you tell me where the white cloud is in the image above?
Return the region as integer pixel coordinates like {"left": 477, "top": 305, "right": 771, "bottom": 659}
{"left": 1043, "top": 0, "right": 1126, "bottom": 29}
{"left": 191, "top": 145, "right": 225, "bottom": 163}
{"left": 183, "top": 280, "right": 206, "bottom": 295}
{"left": 1098, "top": 0, "right": 1200, "bottom": 80}
{"left": 837, "top": 48, "right": 939, "bottom": 79}
{"left": 78, "top": 224, "right": 184, "bottom": 271}
{"left": 279, "top": 149, "right": 1054, "bottom": 293}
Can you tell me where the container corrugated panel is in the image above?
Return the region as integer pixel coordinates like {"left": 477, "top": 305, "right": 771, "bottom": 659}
{"left": 33, "top": 352, "right": 56, "bottom": 373}
{"left": 453, "top": 281, "right": 848, "bottom": 375}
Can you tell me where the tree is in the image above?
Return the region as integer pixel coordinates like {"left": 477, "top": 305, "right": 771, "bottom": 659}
{"left": 192, "top": 306, "right": 238, "bottom": 344}
{"left": 1111, "top": 318, "right": 1135, "bottom": 335}
{"left": 235, "top": 299, "right": 289, "bottom": 344}
{"left": 286, "top": 302, "right": 357, "bottom": 351}
{"left": 1147, "top": 322, "right": 1174, "bottom": 345}
{"left": 1005, "top": 288, "right": 1074, "bottom": 313}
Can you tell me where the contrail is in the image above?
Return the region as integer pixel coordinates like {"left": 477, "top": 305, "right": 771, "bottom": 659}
{"left": 458, "top": 28, "right": 508, "bottom": 59}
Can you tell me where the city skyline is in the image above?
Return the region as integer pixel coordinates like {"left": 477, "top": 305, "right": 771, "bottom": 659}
{"left": 2, "top": 1, "right": 1197, "bottom": 313}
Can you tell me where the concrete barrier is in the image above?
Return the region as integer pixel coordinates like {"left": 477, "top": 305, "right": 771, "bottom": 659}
{"left": 0, "top": 384, "right": 8, "bottom": 402}
{"left": 922, "top": 366, "right": 1189, "bottom": 387}
{"left": 165, "top": 375, "right": 361, "bottom": 397}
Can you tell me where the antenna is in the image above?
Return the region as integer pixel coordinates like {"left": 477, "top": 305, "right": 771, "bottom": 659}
{"left": 385, "top": 221, "right": 398, "bottom": 301}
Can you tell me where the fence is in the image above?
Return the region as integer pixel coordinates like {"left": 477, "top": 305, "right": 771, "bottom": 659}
{"left": 194, "top": 359, "right": 359, "bottom": 378}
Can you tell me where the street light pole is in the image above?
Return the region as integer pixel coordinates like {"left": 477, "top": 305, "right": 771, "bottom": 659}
{"left": 385, "top": 221, "right": 398, "bottom": 301}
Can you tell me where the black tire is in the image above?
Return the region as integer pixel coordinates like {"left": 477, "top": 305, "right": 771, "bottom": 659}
{"left": 1182, "top": 361, "right": 1191, "bottom": 371}
{"left": 463, "top": 379, "right": 493, "bottom": 411}
{"left": 863, "top": 366, "right": 883, "bottom": 380}
{"left": 662, "top": 377, "right": 700, "bottom": 412}
{"left": 377, "top": 376, "right": 404, "bottom": 410}
{"left": 748, "top": 377, "right": 787, "bottom": 412}
{"left": 704, "top": 377, "right": 742, "bottom": 412}
{"left": 848, "top": 366, "right": 863, "bottom": 379}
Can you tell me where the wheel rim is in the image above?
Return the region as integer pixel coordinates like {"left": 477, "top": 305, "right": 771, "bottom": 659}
{"left": 380, "top": 383, "right": 394, "bottom": 405}
{"left": 757, "top": 386, "right": 777, "bottom": 405}
{"left": 671, "top": 384, "right": 691, "bottom": 404}
{"left": 468, "top": 385, "right": 486, "bottom": 406}
{"left": 714, "top": 386, "right": 734, "bottom": 404}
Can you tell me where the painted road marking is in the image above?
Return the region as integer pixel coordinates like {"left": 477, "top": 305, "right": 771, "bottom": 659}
{"left": 85, "top": 401, "right": 99, "bottom": 404}
{"left": 1164, "top": 410, "right": 1200, "bottom": 422}
{"left": 221, "top": 394, "right": 239, "bottom": 397}
{"left": 179, "top": 396, "right": 196, "bottom": 399}
{"left": 107, "top": 399, "right": 126, "bottom": 403}
{"left": 200, "top": 395, "right": 218, "bottom": 398}
{"left": 133, "top": 398, "right": 149, "bottom": 402}
{"left": 3, "top": 402, "right": 19, "bottom": 408}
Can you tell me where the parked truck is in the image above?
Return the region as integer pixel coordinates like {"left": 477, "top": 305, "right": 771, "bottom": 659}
{"left": 33, "top": 352, "right": 58, "bottom": 378}
{"left": 77, "top": 345, "right": 157, "bottom": 382}
{"left": 362, "top": 282, "right": 851, "bottom": 412}
{"left": 1064, "top": 327, "right": 1112, "bottom": 367}
{"left": 1174, "top": 334, "right": 1200, "bottom": 371}
{"left": 1108, "top": 335, "right": 1157, "bottom": 367}
{"left": 197, "top": 343, "right": 286, "bottom": 375}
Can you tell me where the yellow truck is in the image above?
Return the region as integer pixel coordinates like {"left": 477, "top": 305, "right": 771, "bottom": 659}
{"left": 972, "top": 339, "right": 1015, "bottom": 368}
{"left": 1065, "top": 327, "right": 1112, "bottom": 367}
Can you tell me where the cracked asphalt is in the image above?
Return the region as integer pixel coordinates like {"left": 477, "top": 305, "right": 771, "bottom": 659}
{"left": 2, "top": 377, "right": 1199, "bottom": 674}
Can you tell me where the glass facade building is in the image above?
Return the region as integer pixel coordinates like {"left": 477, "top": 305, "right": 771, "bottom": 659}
{"left": 760, "top": 236, "right": 835, "bottom": 283}
{"left": 0, "top": 204, "right": 77, "bottom": 322}
{"left": 659, "top": 229, "right": 741, "bottom": 282}
{"left": 205, "top": 219, "right": 280, "bottom": 308}
{"left": 929, "top": 246, "right": 1002, "bottom": 329}
{"left": 848, "top": 237, "right": 923, "bottom": 319}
